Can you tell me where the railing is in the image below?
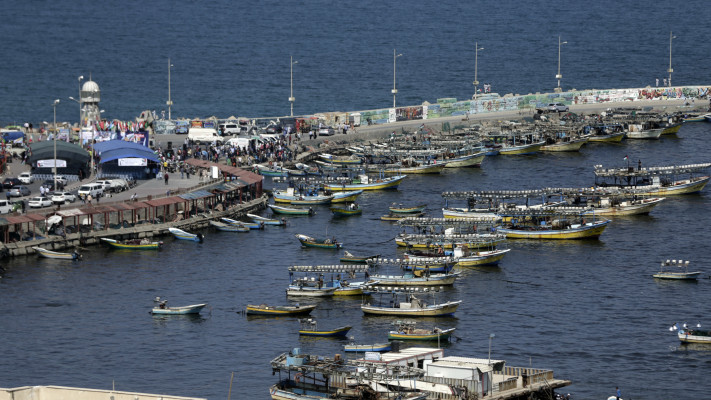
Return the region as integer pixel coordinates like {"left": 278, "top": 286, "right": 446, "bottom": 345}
{"left": 497, "top": 377, "right": 518, "bottom": 392}
{"left": 495, "top": 366, "right": 554, "bottom": 387}
{"left": 31, "top": 174, "right": 79, "bottom": 182}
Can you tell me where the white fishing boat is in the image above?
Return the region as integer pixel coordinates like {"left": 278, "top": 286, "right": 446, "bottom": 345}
{"left": 674, "top": 323, "right": 711, "bottom": 344}
{"left": 32, "top": 246, "right": 81, "bottom": 260}
{"left": 653, "top": 259, "right": 701, "bottom": 280}
{"left": 168, "top": 227, "right": 204, "bottom": 242}
{"left": 625, "top": 123, "right": 663, "bottom": 139}
{"left": 151, "top": 297, "right": 207, "bottom": 315}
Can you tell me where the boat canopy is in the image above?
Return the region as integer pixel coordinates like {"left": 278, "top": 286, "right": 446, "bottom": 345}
{"left": 289, "top": 265, "right": 370, "bottom": 273}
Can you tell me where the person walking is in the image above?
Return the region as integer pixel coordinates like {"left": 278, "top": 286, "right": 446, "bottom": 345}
{"left": 164, "top": 172, "right": 169, "bottom": 185}
{"left": 615, "top": 386, "right": 621, "bottom": 400}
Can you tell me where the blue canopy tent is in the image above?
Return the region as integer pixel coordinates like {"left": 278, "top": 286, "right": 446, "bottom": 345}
{"left": 95, "top": 140, "right": 160, "bottom": 179}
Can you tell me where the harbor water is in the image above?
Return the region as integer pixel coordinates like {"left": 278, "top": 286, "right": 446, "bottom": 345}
{"left": 2, "top": 123, "right": 711, "bottom": 399}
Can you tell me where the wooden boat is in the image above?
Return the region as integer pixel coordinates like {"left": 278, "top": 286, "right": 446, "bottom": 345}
{"left": 295, "top": 233, "right": 342, "bottom": 249}
{"left": 581, "top": 197, "right": 665, "bottom": 216}
{"left": 32, "top": 246, "right": 81, "bottom": 260}
{"left": 294, "top": 162, "right": 322, "bottom": 175}
{"left": 389, "top": 203, "right": 426, "bottom": 214}
{"left": 586, "top": 131, "right": 626, "bottom": 142}
{"left": 318, "top": 153, "right": 362, "bottom": 165}
{"left": 381, "top": 212, "right": 423, "bottom": 221}
{"left": 653, "top": 259, "right": 701, "bottom": 280}
{"left": 330, "top": 204, "right": 362, "bottom": 216}
{"left": 443, "top": 151, "right": 485, "bottom": 168}
{"left": 395, "top": 233, "right": 506, "bottom": 249}
{"left": 540, "top": 137, "right": 588, "bottom": 152}
{"left": 442, "top": 207, "right": 498, "bottom": 219}
{"left": 286, "top": 285, "right": 337, "bottom": 297}
{"left": 498, "top": 141, "right": 544, "bottom": 155}
{"left": 369, "top": 271, "right": 460, "bottom": 286}
{"left": 168, "top": 227, "right": 203, "bottom": 242}
{"left": 221, "top": 217, "right": 264, "bottom": 229}
{"left": 298, "top": 318, "right": 351, "bottom": 337}
{"left": 290, "top": 195, "right": 335, "bottom": 205}
{"left": 245, "top": 304, "right": 316, "bottom": 316}
{"left": 366, "top": 162, "right": 446, "bottom": 174}
{"left": 676, "top": 325, "right": 711, "bottom": 344}
{"left": 330, "top": 189, "right": 364, "bottom": 203}
{"left": 683, "top": 113, "right": 711, "bottom": 122}
{"left": 625, "top": 124, "right": 663, "bottom": 139}
{"left": 268, "top": 204, "right": 314, "bottom": 215}
{"left": 362, "top": 291, "right": 461, "bottom": 317}
{"left": 100, "top": 238, "right": 163, "bottom": 249}
{"left": 450, "top": 247, "right": 510, "bottom": 266}
{"left": 209, "top": 220, "right": 250, "bottom": 232}
{"left": 288, "top": 264, "right": 370, "bottom": 297}
{"left": 273, "top": 188, "right": 334, "bottom": 205}
{"left": 661, "top": 122, "right": 683, "bottom": 135}
{"left": 497, "top": 218, "right": 610, "bottom": 240}
{"left": 593, "top": 163, "right": 711, "bottom": 195}
{"left": 151, "top": 298, "right": 207, "bottom": 315}
{"left": 247, "top": 213, "right": 286, "bottom": 226}
{"left": 323, "top": 174, "right": 407, "bottom": 191}
{"left": 388, "top": 321, "right": 455, "bottom": 341}
{"left": 254, "top": 163, "right": 289, "bottom": 177}
{"left": 340, "top": 251, "right": 380, "bottom": 264}
{"left": 343, "top": 342, "right": 391, "bottom": 352}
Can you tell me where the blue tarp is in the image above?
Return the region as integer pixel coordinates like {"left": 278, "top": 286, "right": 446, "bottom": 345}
{"left": 99, "top": 147, "right": 160, "bottom": 163}
{"left": 94, "top": 139, "right": 150, "bottom": 154}
{"left": 2, "top": 131, "right": 24, "bottom": 142}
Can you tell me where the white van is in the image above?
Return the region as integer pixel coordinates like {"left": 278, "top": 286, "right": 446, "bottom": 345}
{"left": 0, "top": 199, "right": 13, "bottom": 214}
{"left": 226, "top": 137, "right": 256, "bottom": 150}
{"left": 77, "top": 183, "right": 104, "bottom": 199}
{"left": 188, "top": 127, "right": 224, "bottom": 144}
{"left": 218, "top": 122, "right": 241, "bottom": 136}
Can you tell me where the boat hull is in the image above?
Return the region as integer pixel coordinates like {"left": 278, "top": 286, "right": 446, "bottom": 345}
{"left": 269, "top": 204, "right": 314, "bottom": 215}
{"left": 286, "top": 287, "right": 337, "bottom": 297}
{"left": 497, "top": 220, "right": 610, "bottom": 239}
{"left": 540, "top": 138, "right": 588, "bottom": 152}
{"left": 443, "top": 153, "right": 485, "bottom": 168}
{"left": 343, "top": 343, "right": 391, "bottom": 352}
{"left": 626, "top": 128, "right": 663, "bottom": 139}
{"left": 168, "top": 227, "right": 202, "bottom": 242}
{"left": 100, "top": 238, "right": 162, "bottom": 249}
{"left": 367, "top": 164, "right": 445, "bottom": 174}
{"left": 33, "top": 247, "right": 80, "bottom": 260}
{"left": 455, "top": 248, "right": 511, "bottom": 266}
{"left": 299, "top": 326, "right": 351, "bottom": 337}
{"left": 330, "top": 190, "right": 364, "bottom": 203}
{"left": 652, "top": 272, "right": 701, "bottom": 280}
{"left": 499, "top": 142, "right": 543, "bottom": 155}
{"left": 389, "top": 204, "right": 426, "bottom": 214}
{"left": 371, "top": 274, "right": 459, "bottom": 286}
{"left": 151, "top": 303, "right": 207, "bottom": 315}
{"left": 324, "top": 175, "right": 407, "bottom": 191}
{"left": 587, "top": 132, "right": 625, "bottom": 142}
{"left": 643, "top": 176, "right": 710, "bottom": 195}
{"left": 583, "top": 198, "right": 664, "bottom": 216}
{"left": 678, "top": 330, "right": 711, "bottom": 344}
{"left": 388, "top": 328, "right": 455, "bottom": 341}
{"left": 661, "top": 123, "right": 682, "bottom": 134}
{"left": 245, "top": 304, "right": 316, "bottom": 315}
{"left": 361, "top": 301, "right": 461, "bottom": 317}
{"left": 330, "top": 207, "right": 362, "bottom": 216}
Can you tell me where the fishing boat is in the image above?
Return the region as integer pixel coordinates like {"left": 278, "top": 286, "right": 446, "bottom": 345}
{"left": 286, "top": 284, "right": 337, "bottom": 297}
{"left": 652, "top": 259, "right": 701, "bottom": 280}
{"left": 318, "top": 153, "right": 362, "bottom": 165}
{"left": 151, "top": 297, "right": 207, "bottom": 315}
{"left": 388, "top": 321, "right": 455, "bottom": 341}
{"left": 221, "top": 217, "right": 264, "bottom": 229}
{"left": 273, "top": 188, "right": 334, "bottom": 205}
{"left": 498, "top": 141, "right": 545, "bottom": 155}
{"left": 675, "top": 324, "right": 711, "bottom": 344}
{"left": 406, "top": 246, "right": 510, "bottom": 267}
{"left": 330, "top": 203, "right": 362, "bottom": 216}
{"left": 580, "top": 196, "right": 665, "bottom": 216}
{"left": 268, "top": 204, "right": 314, "bottom": 215}
{"left": 32, "top": 247, "right": 81, "bottom": 260}
{"left": 295, "top": 233, "right": 342, "bottom": 249}
{"left": 361, "top": 289, "right": 461, "bottom": 317}
{"left": 343, "top": 342, "right": 392, "bottom": 352}
{"left": 253, "top": 163, "right": 289, "bottom": 177}
{"left": 330, "top": 189, "right": 364, "bottom": 203}
{"left": 683, "top": 113, "right": 711, "bottom": 122}
{"left": 168, "top": 227, "right": 203, "bottom": 242}
{"left": 625, "top": 123, "right": 663, "bottom": 139}
{"left": 443, "top": 151, "right": 486, "bottom": 168}
{"left": 540, "top": 136, "right": 588, "bottom": 152}
{"left": 100, "top": 238, "right": 163, "bottom": 249}
{"left": 593, "top": 163, "right": 711, "bottom": 195}
{"left": 442, "top": 207, "right": 498, "bottom": 219}
{"left": 209, "top": 220, "right": 250, "bottom": 232}
{"left": 245, "top": 303, "right": 317, "bottom": 316}
{"left": 389, "top": 203, "right": 426, "bottom": 214}
{"left": 369, "top": 271, "right": 460, "bottom": 286}
{"left": 294, "top": 162, "right": 322, "bottom": 175}
{"left": 496, "top": 212, "right": 610, "bottom": 240}
{"left": 323, "top": 174, "right": 407, "bottom": 191}
{"left": 247, "top": 213, "right": 287, "bottom": 226}
{"left": 340, "top": 251, "right": 380, "bottom": 264}
{"left": 366, "top": 161, "right": 446, "bottom": 174}
{"left": 298, "top": 318, "right": 352, "bottom": 337}
{"left": 381, "top": 212, "right": 424, "bottom": 221}
{"left": 288, "top": 265, "right": 370, "bottom": 296}
{"left": 587, "top": 131, "right": 626, "bottom": 142}
{"left": 395, "top": 232, "right": 506, "bottom": 250}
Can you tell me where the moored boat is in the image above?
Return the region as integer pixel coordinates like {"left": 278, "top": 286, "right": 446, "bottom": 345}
{"left": 343, "top": 342, "right": 392, "bottom": 352}
{"left": 295, "top": 233, "right": 342, "bottom": 249}
{"left": 675, "top": 324, "right": 711, "bottom": 344}
{"left": 268, "top": 204, "right": 314, "bottom": 215}
{"left": 369, "top": 271, "right": 460, "bottom": 286}
{"left": 389, "top": 203, "right": 426, "bottom": 214}
{"left": 245, "top": 304, "right": 317, "bottom": 316}
{"left": 499, "top": 141, "right": 544, "bottom": 155}
{"left": 247, "top": 213, "right": 287, "bottom": 226}
{"left": 443, "top": 151, "right": 486, "bottom": 168}
{"left": 32, "top": 246, "right": 81, "bottom": 260}
{"left": 323, "top": 174, "right": 407, "bottom": 191}
{"left": 361, "top": 290, "right": 461, "bottom": 317}
{"left": 540, "top": 137, "right": 588, "bottom": 152}
{"left": 318, "top": 153, "right": 362, "bottom": 165}
{"left": 652, "top": 259, "right": 701, "bottom": 280}
{"left": 210, "top": 220, "right": 250, "bottom": 232}
{"left": 330, "top": 189, "right": 364, "bottom": 203}
{"left": 497, "top": 217, "right": 610, "bottom": 240}
{"left": 388, "top": 321, "right": 455, "bottom": 341}
{"left": 221, "top": 217, "right": 264, "bottom": 229}
{"left": 340, "top": 251, "right": 380, "bottom": 264}
{"left": 168, "top": 227, "right": 203, "bottom": 242}
{"left": 330, "top": 203, "right": 362, "bottom": 216}
{"left": 273, "top": 188, "right": 334, "bottom": 205}
{"left": 381, "top": 212, "right": 423, "bottom": 221}
{"left": 151, "top": 297, "right": 207, "bottom": 315}
{"left": 298, "top": 318, "right": 351, "bottom": 337}
{"left": 100, "top": 238, "right": 163, "bottom": 249}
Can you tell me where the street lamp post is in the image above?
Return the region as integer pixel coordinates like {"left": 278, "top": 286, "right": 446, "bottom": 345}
{"left": 52, "top": 99, "right": 60, "bottom": 190}
{"left": 77, "top": 75, "right": 83, "bottom": 125}
{"left": 473, "top": 42, "right": 484, "bottom": 102}
{"left": 167, "top": 58, "right": 174, "bottom": 120}
{"left": 668, "top": 31, "right": 676, "bottom": 88}
{"left": 289, "top": 56, "right": 298, "bottom": 117}
{"left": 488, "top": 333, "right": 495, "bottom": 365}
{"left": 392, "top": 49, "right": 402, "bottom": 108}
{"left": 556, "top": 36, "right": 567, "bottom": 92}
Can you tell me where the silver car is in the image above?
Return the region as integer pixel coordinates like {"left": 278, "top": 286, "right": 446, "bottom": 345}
{"left": 28, "top": 196, "right": 52, "bottom": 208}
{"left": 51, "top": 191, "right": 77, "bottom": 204}
{"left": 8, "top": 185, "right": 31, "bottom": 197}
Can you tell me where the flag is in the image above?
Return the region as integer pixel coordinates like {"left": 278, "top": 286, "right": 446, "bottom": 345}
{"left": 624, "top": 155, "right": 628, "bottom": 161}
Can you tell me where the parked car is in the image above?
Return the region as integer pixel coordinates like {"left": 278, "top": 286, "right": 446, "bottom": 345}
{"left": 18, "top": 172, "right": 33, "bottom": 184}
{"left": 28, "top": 196, "right": 52, "bottom": 208}
{"left": 7, "top": 185, "right": 31, "bottom": 197}
{"left": 51, "top": 191, "right": 77, "bottom": 204}
{"left": 54, "top": 175, "right": 69, "bottom": 186}
{"left": 547, "top": 103, "right": 569, "bottom": 112}
{"left": 96, "top": 179, "right": 129, "bottom": 193}
{"left": 77, "top": 183, "right": 104, "bottom": 199}
{"left": 41, "top": 180, "right": 64, "bottom": 191}
{"left": 0, "top": 199, "right": 13, "bottom": 214}
{"left": 2, "top": 177, "right": 21, "bottom": 189}
{"left": 318, "top": 126, "right": 336, "bottom": 136}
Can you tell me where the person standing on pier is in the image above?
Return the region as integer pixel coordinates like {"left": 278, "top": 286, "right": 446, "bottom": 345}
{"left": 615, "top": 386, "right": 621, "bottom": 400}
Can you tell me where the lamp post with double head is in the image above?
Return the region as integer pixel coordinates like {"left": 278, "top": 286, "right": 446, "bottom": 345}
{"left": 473, "top": 42, "right": 484, "bottom": 101}
{"left": 556, "top": 36, "right": 567, "bottom": 92}
{"left": 52, "top": 99, "right": 60, "bottom": 191}
{"left": 668, "top": 31, "right": 676, "bottom": 87}
{"left": 167, "top": 58, "right": 174, "bottom": 120}
{"left": 392, "top": 49, "right": 402, "bottom": 108}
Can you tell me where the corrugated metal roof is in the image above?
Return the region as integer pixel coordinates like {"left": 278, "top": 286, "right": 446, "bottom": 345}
{"left": 178, "top": 190, "right": 213, "bottom": 200}
{"left": 145, "top": 196, "right": 187, "bottom": 207}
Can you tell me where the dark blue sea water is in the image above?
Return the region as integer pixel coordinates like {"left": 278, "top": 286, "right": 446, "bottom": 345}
{"left": 2, "top": 2, "right": 711, "bottom": 400}
{"left": 2, "top": 0, "right": 711, "bottom": 124}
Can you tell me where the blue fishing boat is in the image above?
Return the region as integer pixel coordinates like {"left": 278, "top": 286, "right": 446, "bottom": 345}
{"left": 168, "top": 227, "right": 203, "bottom": 242}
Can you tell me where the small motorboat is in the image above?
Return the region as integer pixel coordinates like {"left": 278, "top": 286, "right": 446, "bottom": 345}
{"left": 245, "top": 303, "right": 316, "bottom": 316}
{"left": 151, "top": 297, "right": 207, "bottom": 315}
{"left": 32, "top": 247, "right": 81, "bottom": 260}
{"left": 381, "top": 212, "right": 423, "bottom": 221}
{"left": 331, "top": 203, "right": 362, "bottom": 217}
{"left": 340, "top": 251, "right": 380, "bottom": 264}
{"left": 653, "top": 259, "right": 702, "bottom": 280}
{"left": 298, "top": 318, "right": 351, "bottom": 337}
{"left": 295, "top": 233, "right": 342, "bottom": 249}
{"left": 210, "top": 220, "right": 249, "bottom": 232}
{"left": 268, "top": 204, "right": 314, "bottom": 216}
{"left": 673, "top": 323, "right": 711, "bottom": 344}
{"left": 100, "top": 238, "right": 163, "bottom": 250}
{"left": 168, "top": 227, "right": 203, "bottom": 242}
{"left": 343, "top": 342, "right": 392, "bottom": 352}
{"left": 247, "top": 213, "right": 286, "bottom": 226}
{"left": 389, "top": 203, "right": 426, "bottom": 214}
{"left": 221, "top": 217, "right": 264, "bottom": 230}
{"left": 388, "top": 321, "right": 455, "bottom": 341}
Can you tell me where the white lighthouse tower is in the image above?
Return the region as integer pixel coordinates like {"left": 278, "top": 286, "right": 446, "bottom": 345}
{"left": 80, "top": 79, "right": 101, "bottom": 128}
